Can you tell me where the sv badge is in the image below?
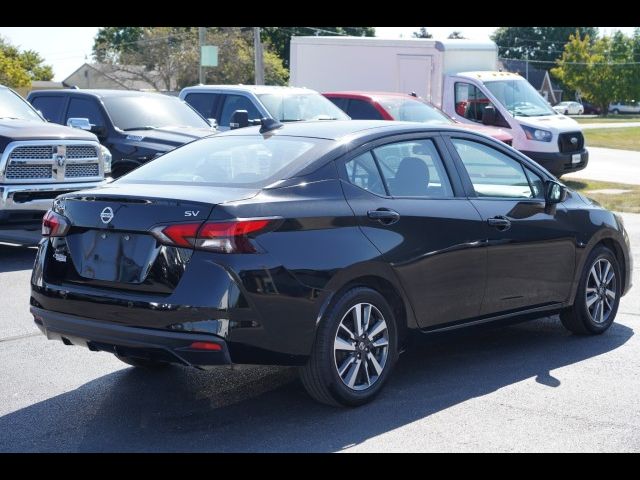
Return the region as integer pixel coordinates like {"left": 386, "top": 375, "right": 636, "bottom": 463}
{"left": 185, "top": 210, "right": 200, "bottom": 217}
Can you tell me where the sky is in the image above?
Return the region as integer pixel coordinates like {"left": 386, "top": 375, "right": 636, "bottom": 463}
{"left": 0, "top": 27, "right": 636, "bottom": 81}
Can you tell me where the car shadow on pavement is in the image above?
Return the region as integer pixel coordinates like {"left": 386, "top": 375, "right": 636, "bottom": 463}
{"left": 0, "top": 316, "right": 633, "bottom": 452}
{"left": 0, "top": 245, "right": 36, "bottom": 274}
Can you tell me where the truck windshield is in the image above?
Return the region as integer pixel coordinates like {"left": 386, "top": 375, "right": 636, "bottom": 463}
{"left": 485, "top": 80, "right": 556, "bottom": 117}
{"left": 258, "top": 93, "right": 350, "bottom": 122}
{"left": 378, "top": 97, "right": 453, "bottom": 124}
{"left": 102, "top": 95, "right": 210, "bottom": 131}
{"left": 0, "top": 88, "right": 43, "bottom": 122}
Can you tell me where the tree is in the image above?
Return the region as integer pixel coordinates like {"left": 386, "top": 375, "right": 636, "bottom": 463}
{"left": 447, "top": 31, "right": 466, "bottom": 39}
{"left": 552, "top": 32, "right": 637, "bottom": 115}
{"left": 260, "top": 27, "right": 375, "bottom": 68}
{"left": 412, "top": 28, "right": 432, "bottom": 39}
{"left": 0, "top": 36, "right": 53, "bottom": 87}
{"left": 92, "top": 27, "right": 289, "bottom": 90}
{"left": 492, "top": 27, "right": 599, "bottom": 63}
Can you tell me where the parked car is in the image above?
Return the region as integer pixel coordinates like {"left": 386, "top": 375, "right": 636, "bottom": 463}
{"left": 0, "top": 84, "right": 106, "bottom": 246}
{"left": 581, "top": 101, "right": 601, "bottom": 115}
{"left": 323, "top": 91, "right": 513, "bottom": 145}
{"left": 31, "top": 120, "right": 632, "bottom": 406}
{"left": 609, "top": 100, "right": 640, "bottom": 114}
{"left": 28, "top": 89, "right": 216, "bottom": 178}
{"left": 553, "top": 101, "right": 584, "bottom": 115}
{"left": 179, "top": 85, "right": 349, "bottom": 131}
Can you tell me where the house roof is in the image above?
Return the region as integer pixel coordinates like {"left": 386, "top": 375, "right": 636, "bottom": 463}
{"left": 63, "top": 63, "right": 170, "bottom": 91}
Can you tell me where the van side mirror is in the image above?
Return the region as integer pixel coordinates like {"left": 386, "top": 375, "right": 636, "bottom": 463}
{"left": 545, "top": 180, "right": 568, "bottom": 204}
{"left": 67, "top": 117, "right": 92, "bottom": 130}
{"left": 482, "top": 105, "right": 497, "bottom": 126}
{"left": 230, "top": 110, "right": 249, "bottom": 129}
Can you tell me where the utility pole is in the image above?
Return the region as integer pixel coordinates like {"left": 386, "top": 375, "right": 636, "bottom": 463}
{"left": 199, "top": 27, "right": 206, "bottom": 84}
{"left": 254, "top": 27, "right": 264, "bottom": 85}
{"left": 525, "top": 51, "right": 529, "bottom": 81}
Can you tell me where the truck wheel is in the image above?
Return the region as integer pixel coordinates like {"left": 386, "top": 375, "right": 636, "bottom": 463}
{"left": 612, "top": 108, "right": 620, "bottom": 115}
{"left": 116, "top": 354, "right": 170, "bottom": 369}
{"left": 560, "top": 246, "right": 621, "bottom": 335}
{"left": 299, "top": 287, "right": 399, "bottom": 407}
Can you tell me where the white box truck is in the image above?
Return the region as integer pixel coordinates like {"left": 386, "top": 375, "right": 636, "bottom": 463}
{"left": 290, "top": 36, "right": 588, "bottom": 176}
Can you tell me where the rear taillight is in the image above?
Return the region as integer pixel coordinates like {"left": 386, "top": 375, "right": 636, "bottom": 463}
{"left": 150, "top": 218, "right": 278, "bottom": 253}
{"left": 42, "top": 210, "right": 70, "bottom": 237}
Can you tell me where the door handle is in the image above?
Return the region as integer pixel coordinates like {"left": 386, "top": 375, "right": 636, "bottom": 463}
{"left": 367, "top": 208, "right": 400, "bottom": 225}
{"left": 487, "top": 216, "right": 511, "bottom": 231}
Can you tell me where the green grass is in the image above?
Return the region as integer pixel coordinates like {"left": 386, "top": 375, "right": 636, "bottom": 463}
{"left": 583, "top": 127, "right": 640, "bottom": 151}
{"left": 575, "top": 116, "right": 640, "bottom": 124}
{"left": 564, "top": 178, "right": 640, "bottom": 213}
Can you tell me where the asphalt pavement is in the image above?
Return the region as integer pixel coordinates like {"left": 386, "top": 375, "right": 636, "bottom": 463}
{"left": 0, "top": 214, "right": 638, "bottom": 452}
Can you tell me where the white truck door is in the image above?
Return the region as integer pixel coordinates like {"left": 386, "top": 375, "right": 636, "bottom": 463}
{"left": 397, "top": 55, "right": 432, "bottom": 100}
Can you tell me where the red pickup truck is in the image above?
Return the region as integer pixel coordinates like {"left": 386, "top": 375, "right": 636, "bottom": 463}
{"left": 323, "top": 91, "right": 513, "bottom": 145}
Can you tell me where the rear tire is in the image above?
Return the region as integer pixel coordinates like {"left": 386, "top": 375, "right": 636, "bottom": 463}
{"left": 560, "top": 246, "right": 621, "bottom": 335}
{"left": 612, "top": 108, "right": 620, "bottom": 115}
{"left": 299, "top": 287, "right": 399, "bottom": 407}
{"left": 116, "top": 354, "right": 171, "bottom": 369}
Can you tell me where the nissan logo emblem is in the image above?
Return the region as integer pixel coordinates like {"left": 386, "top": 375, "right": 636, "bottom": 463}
{"left": 570, "top": 137, "right": 578, "bottom": 145}
{"left": 100, "top": 207, "right": 114, "bottom": 224}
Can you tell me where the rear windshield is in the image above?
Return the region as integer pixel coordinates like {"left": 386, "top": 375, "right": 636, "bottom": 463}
{"left": 258, "top": 93, "right": 350, "bottom": 122}
{"left": 102, "top": 95, "right": 210, "bottom": 130}
{"left": 378, "top": 97, "right": 452, "bottom": 124}
{"left": 119, "top": 135, "right": 330, "bottom": 187}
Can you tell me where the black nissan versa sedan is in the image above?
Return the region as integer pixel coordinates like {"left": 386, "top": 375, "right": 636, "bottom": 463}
{"left": 30, "top": 120, "right": 632, "bottom": 406}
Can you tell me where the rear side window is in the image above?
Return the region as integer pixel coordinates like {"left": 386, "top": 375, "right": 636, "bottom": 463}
{"left": 30, "top": 96, "right": 65, "bottom": 123}
{"left": 120, "top": 136, "right": 329, "bottom": 187}
{"left": 219, "top": 95, "right": 261, "bottom": 127}
{"left": 326, "top": 96, "right": 349, "bottom": 112}
{"left": 373, "top": 140, "right": 453, "bottom": 198}
{"left": 345, "top": 152, "right": 386, "bottom": 196}
{"left": 347, "top": 99, "right": 384, "bottom": 120}
{"left": 184, "top": 93, "right": 220, "bottom": 119}
{"left": 66, "top": 97, "right": 106, "bottom": 127}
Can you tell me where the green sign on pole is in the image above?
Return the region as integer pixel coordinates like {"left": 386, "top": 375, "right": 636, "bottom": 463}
{"left": 201, "top": 46, "right": 218, "bottom": 67}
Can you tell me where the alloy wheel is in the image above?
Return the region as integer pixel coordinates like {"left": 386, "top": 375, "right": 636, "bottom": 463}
{"left": 333, "top": 302, "right": 389, "bottom": 391}
{"left": 585, "top": 258, "right": 617, "bottom": 324}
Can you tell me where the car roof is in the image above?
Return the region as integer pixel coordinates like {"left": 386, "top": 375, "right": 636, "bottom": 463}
{"left": 29, "top": 89, "right": 175, "bottom": 99}
{"left": 219, "top": 119, "right": 471, "bottom": 141}
{"left": 323, "top": 91, "right": 416, "bottom": 100}
{"left": 180, "top": 85, "right": 316, "bottom": 95}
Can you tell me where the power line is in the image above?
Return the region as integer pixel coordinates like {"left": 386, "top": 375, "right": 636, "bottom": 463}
{"left": 500, "top": 57, "right": 640, "bottom": 65}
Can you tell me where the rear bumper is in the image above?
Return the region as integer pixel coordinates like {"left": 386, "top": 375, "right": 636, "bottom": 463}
{"left": 30, "top": 306, "right": 232, "bottom": 368}
{"left": 521, "top": 149, "right": 588, "bottom": 177}
{"left": 0, "top": 181, "right": 104, "bottom": 213}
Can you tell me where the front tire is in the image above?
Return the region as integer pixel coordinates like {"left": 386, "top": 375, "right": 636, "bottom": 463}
{"left": 560, "top": 246, "right": 621, "bottom": 335}
{"left": 300, "top": 287, "right": 399, "bottom": 407}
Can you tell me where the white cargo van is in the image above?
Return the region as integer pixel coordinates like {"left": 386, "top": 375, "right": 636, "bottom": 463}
{"left": 290, "top": 36, "right": 587, "bottom": 176}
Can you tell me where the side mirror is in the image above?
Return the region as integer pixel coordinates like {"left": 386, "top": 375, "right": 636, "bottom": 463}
{"left": 207, "top": 118, "right": 218, "bottom": 130}
{"left": 482, "top": 105, "right": 497, "bottom": 126}
{"left": 229, "top": 110, "right": 249, "bottom": 130}
{"left": 545, "top": 180, "right": 568, "bottom": 205}
{"left": 90, "top": 125, "right": 107, "bottom": 137}
{"left": 67, "top": 117, "right": 92, "bottom": 130}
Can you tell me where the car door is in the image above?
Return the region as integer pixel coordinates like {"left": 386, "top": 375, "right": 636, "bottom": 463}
{"left": 338, "top": 133, "right": 487, "bottom": 328}
{"left": 64, "top": 96, "right": 108, "bottom": 137}
{"left": 444, "top": 134, "right": 576, "bottom": 315}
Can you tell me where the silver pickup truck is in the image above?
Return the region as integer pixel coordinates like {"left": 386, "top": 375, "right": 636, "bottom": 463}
{"left": 0, "top": 85, "right": 107, "bottom": 245}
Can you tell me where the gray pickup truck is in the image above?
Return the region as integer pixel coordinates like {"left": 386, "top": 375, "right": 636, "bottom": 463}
{"left": 1, "top": 85, "right": 106, "bottom": 245}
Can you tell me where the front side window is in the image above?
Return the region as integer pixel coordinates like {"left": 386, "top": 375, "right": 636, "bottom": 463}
{"left": 345, "top": 152, "right": 386, "bottom": 196}
{"left": 373, "top": 139, "right": 453, "bottom": 198}
{"left": 258, "top": 93, "right": 350, "bottom": 122}
{"left": 66, "top": 98, "right": 106, "bottom": 127}
{"left": 102, "top": 95, "right": 210, "bottom": 130}
{"left": 219, "top": 95, "right": 261, "bottom": 127}
{"left": 454, "top": 82, "right": 493, "bottom": 123}
{"left": 120, "top": 135, "right": 328, "bottom": 187}
{"left": 452, "top": 138, "right": 536, "bottom": 198}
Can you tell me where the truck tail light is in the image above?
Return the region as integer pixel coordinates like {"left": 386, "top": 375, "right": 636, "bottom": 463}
{"left": 42, "top": 210, "right": 70, "bottom": 237}
{"left": 150, "top": 218, "right": 279, "bottom": 253}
